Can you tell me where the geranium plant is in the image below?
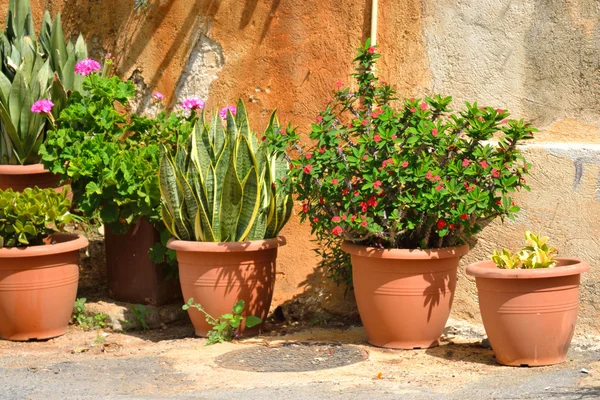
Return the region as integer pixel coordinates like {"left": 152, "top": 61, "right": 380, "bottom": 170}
{"left": 285, "top": 41, "right": 536, "bottom": 284}
{"left": 38, "top": 57, "right": 197, "bottom": 265}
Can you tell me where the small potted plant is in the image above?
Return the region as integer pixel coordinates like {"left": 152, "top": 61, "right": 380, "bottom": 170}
{"left": 160, "top": 99, "right": 294, "bottom": 337}
{"left": 0, "top": 0, "right": 88, "bottom": 191}
{"left": 0, "top": 187, "right": 88, "bottom": 340}
{"left": 285, "top": 41, "right": 536, "bottom": 349}
{"left": 39, "top": 59, "right": 195, "bottom": 305}
{"left": 466, "top": 231, "right": 588, "bottom": 366}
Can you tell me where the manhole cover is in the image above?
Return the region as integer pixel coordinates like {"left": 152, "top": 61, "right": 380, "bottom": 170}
{"left": 216, "top": 342, "right": 368, "bottom": 372}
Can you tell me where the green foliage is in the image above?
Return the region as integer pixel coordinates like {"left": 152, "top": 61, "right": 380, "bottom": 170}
{"left": 491, "top": 231, "right": 558, "bottom": 269}
{"left": 0, "top": 187, "right": 71, "bottom": 247}
{"left": 128, "top": 304, "right": 151, "bottom": 330}
{"left": 159, "top": 99, "right": 294, "bottom": 242}
{"left": 40, "top": 73, "right": 193, "bottom": 269}
{"left": 0, "top": 0, "right": 88, "bottom": 164}
{"left": 72, "top": 298, "right": 108, "bottom": 330}
{"left": 182, "top": 298, "right": 262, "bottom": 345}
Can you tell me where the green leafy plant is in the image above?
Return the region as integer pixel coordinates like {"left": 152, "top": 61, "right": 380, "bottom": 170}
{"left": 71, "top": 298, "right": 108, "bottom": 330}
{"left": 182, "top": 298, "right": 262, "bottom": 344}
{"left": 39, "top": 65, "right": 195, "bottom": 269}
{"left": 0, "top": 187, "right": 71, "bottom": 247}
{"left": 159, "top": 99, "right": 294, "bottom": 242}
{"left": 128, "top": 304, "right": 151, "bottom": 330}
{"left": 0, "top": 0, "right": 88, "bottom": 164}
{"left": 283, "top": 41, "right": 536, "bottom": 285}
{"left": 491, "top": 231, "right": 558, "bottom": 269}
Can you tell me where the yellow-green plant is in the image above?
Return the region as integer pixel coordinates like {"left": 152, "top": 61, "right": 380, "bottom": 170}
{"left": 491, "top": 231, "right": 558, "bottom": 269}
{"left": 159, "top": 100, "right": 293, "bottom": 242}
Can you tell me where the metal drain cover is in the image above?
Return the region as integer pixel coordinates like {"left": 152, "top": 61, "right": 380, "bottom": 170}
{"left": 216, "top": 342, "right": 368, "bottom": 372}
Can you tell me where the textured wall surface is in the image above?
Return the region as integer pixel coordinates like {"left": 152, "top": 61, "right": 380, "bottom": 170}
{"left": 3, "top": 0, "right": 600, "bottom": 332}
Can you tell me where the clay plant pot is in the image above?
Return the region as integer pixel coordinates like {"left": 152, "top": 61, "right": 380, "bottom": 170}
{"left": 342, "top": 241, "right": 469, "bottom": 349}
{"left": 105, "top": 219, "right": 181, "bottom": 305}
{"left": 0, "top": 234, "right": 89, "bottom": 341}
{"left": 0, "top": 164, "right": 66, "bottom": 193}
{"left": 466, "top": 259, "right": 589, "bottom": 366}
{"left": 167, "top": 237, "right": 285, "bottom": 337}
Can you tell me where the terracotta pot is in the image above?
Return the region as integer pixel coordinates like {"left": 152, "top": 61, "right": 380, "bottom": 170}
{"left": 105, "top": 219, "right": 181, "bottom": 305}
{"left": 342, "top": 241, "right": 469, "bottom": 349}
{"left": 0, "top": 234, "right": 88, "bottom": 341}
{"left": 167, "top": 237, "right": 285, "bottom": 337}
{"left": 466, "top": 259, "right": 589, "bottom": 366}
{"left": 0, "top": 164, "right": 67, "bottom": 193}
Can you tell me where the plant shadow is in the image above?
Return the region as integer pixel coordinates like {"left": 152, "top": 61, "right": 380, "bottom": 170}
{"left": 425, "top": 340, "right": 498, "bottom": 366}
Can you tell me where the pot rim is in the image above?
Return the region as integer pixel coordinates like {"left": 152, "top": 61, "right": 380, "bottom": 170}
{"left": 341, "top": 241, "right": 469, "bottom": 260}
{"left": 167, "top": 236, "right": 286, "bottom": 253}
{"left": 0, "top": 233, "right": 88, "bottom": 258}
{"left": 466, "top": 258, "right": 589, "bottom": 279}
{"left": 0, "top": 163, "right": 48, "bottom": 175}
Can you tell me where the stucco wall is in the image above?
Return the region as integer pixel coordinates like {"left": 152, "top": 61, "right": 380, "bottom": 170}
{"left": 4, "top": 0, "right": 600, "bottom": 332}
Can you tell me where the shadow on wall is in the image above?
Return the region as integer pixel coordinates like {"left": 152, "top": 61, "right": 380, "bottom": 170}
{"left": 240, "top": 0, "right": 282, "bottom": 43}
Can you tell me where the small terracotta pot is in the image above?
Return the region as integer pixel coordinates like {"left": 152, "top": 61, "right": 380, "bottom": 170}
{"left": 167, "top": 237, "right": 285, "bottom": 337}
{"left": 0, "top": 164, "right": 65, "bottom": 193}
{"left": 343, "top": 241, "right": 469, "bottom": 349}
{"left": 105, "top": 219, "right": 181, "bottom": 305}
{"left": 0, "top": 234, "right": 89, "bottom": 341}
{"left": 466, "top": 259, "right": 589, "bottom": 366}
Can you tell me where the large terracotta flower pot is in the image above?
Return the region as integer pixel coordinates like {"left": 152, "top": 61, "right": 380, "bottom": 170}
{"left": 342, "top": 241, "right": 469, "bottom": 349}
{"left": 466, "top": 258, "right": 589, "bottom": 366}
{"left": 0, "top": 234, "right": 89, "bottom": 341}
{"left": 0, "top": 164, "right": 63, "bottom": 192}
{"left": 167, "top": 237, "right": 285, "bottom": 337}
{"left": 105, "top": 219, "right": 181, "bottom": 305}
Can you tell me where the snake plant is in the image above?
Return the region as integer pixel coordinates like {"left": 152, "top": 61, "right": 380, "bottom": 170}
{"left": 0, "top": 0, "right": 88, "bottom": 165}
{"left": 159, "top": 100, "right": 293, "bottom": 242}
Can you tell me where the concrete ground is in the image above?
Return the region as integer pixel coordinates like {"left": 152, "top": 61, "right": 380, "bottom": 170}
{"left": 1, "top": 314, "right": 599, "bottom": 400}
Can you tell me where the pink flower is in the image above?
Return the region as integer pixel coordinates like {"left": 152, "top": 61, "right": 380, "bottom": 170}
{"left": 382, "top": 158, "right": 394, "bottom": 168}
{"left": 360, "top": 202, "right": 368, "bottom": 212}
{"left": 425, "top": 171, "right": 433, "bottom": 180}
{"left": 316, "top": 116, "right": 323, "bottom": 123}
{"left": 342, "top": 215, "right": 347, "bottom": 220}
{"left": 105, "top": 53, "right": 112, "bottom": 59}
{"left": 354, "top": 191, "right": 360, "bottom": 197}
{"left": 437, "top": 219, "right": 447, "bottom": 230}
{"left": 367, "top": 46, "right": 375, "bottom": 54}
{"left": 219, "top": 105, "right": 236, "bottom": 119}
{"left": 432, "top": 175, "right": 441, "bottom": 182}
{"left": 496, "top": 108, "right": 504, "bottom": 114}
{"left": 367, "top": 196, "right": 378, "bottom": 207}
{"left": 371, "top": 108, "right": 383, "bottom": 118}
{"left": 462, "top": 159, "right": 470, "bottom": 167}
{"left": 402, "top": 161, "right": 409, "bottom": 168}
{"left": 373, "top": 180, "right": 382, "bottom": 189}
{"left": 305, "top": 153, "right": 313, "bottom": 160}
{"left": 361, "top": 220, "right": 368, "bottom": 227}
{"left": 181, "top": 97, "right": 205, "bottom": 110}
{"left": 331, "top": 178, "right": 339, "bottom": 185}
{"left": 152, "top": 91, "right": 164, "bottom": 103}
{"left": 491, "top": 168, "right": 500, "bottom": 178}
{"left": 318, "top": 147, "right": 326, "bottom": 153}
{"left": 335, "top": 81, "right": 343, "bottom": 88}
{"left": 479, "top": 160, "right": 489, "bottom": 169}
{"left": 342, "top": 188, "right": 349, "bottom": 195}
{"left": 302, "top": 204, "right": 309, "bottom": 213}
{"left": 391, "top": 134, "right": 397, "bottom": 140}
{"left": 420, "top": 102, "right": 428, "bottom": 111}
{"left": 460, "top": 214, "right": 468, "bottom": 220}
{"left": 332, "top": 226, "right": 343, "bottom": 236}
{"left": 303, "top": 165, "right": 313, "bottom": 174}
{"left": 435, "top": 185, "right": 443, "bottom": 191}
{"left": 332, "top": 216, "right": 341, "bottom": 223}
{"left": 373, "top": 134, "right": 382, "bottom": 142}
{"left": 30, "top": 99, "right": 54, "bottom": 114}
{"left": 313, "top": 217, "right": 319, "bottom": 223}
{"left": 432, "top": 128, "right": 438, "bottom": 137}
{"left": 362, "top": 119, "right": 368, "bottom": 126}
{"left": 502, "top": 119, "right": 509, "bottom": 124}
{"left": 74, "top": 58, "right": 101, "bottom": 76}
{"left": 410, "top": 107, "right": 416, "bottom": 113}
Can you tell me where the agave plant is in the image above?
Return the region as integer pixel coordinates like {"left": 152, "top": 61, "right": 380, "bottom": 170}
{"left": 159, "top": 100, "right": 293, "bottom": 242}
{"left": 0, "top": 0, "right": 88, "bottom": 164}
